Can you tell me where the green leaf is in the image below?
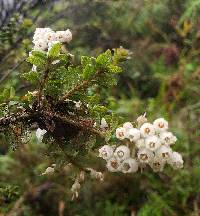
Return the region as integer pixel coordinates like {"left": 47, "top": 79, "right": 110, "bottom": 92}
{"left": 47, "top": 42, "right": 61, "bottom": 58}
{"left": 92, "top": 105, "right": 108, "bottom": 114}
{"left": 22, "top": 70, "right": 40, "bottom": 83}
{"left": 2, "top": 88, "right": 10, "bottom": 100}
{"left": 0, "top": 87, "right": 15, "bottom": 101}
{"left": 113, "top": 47, "right": 130, "bottom": 63}
{"left": 81, "top": 56, "right": 93, "bottom": 66}
{"left": 31, "top": 51, "right": 47, "bottom": 59}
{"left": 108, "top": 64, "right": 122, "bottom": 73}
{"left": 96, "top": 49, "right": 112, "bottom": 66}
{"left": 27, "top": 53, "right": 46, "bottom": 67}
{"left": 82, "top": 64, "right": 95, "bottom": 79}
{"left": 9, "top": 87, "right": 15, "bottom": 98}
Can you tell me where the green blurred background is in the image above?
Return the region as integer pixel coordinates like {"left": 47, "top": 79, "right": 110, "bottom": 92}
{"left": 0, "top": 0, "right": 200, "bottom": 215}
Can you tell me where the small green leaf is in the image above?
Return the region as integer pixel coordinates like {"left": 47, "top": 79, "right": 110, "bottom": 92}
{"left": 31, "top": 51, "right": 47, "bottom": 59}
{"left": 82, "top": 64, "right": 95, "bottom": 79}
{"left": 10, "top": 87, "right": 15, "bottom": 98}
{"left": 27, "top": 54, "right": 46, "bottom": 67}
{"left": 2, "top": 88, "right": 10, "bottom": 100}
{"left": 96, "top": 49, "right": 112, "bottom": 66}
{"left": 92, "top": 105, "right": 108, "bottom": 114}
{"left": 81, "top": 56, "right": 92, "bottom": 66}
{"left": 108, "top": 64, "right": 122, "bottom": 73}
{"left": 48, "top": 42, "right": 61, "bottom": 58}
{"left": 113, "top": 47, "right": 130, "bottom": 63}
{"left": 22, "top": 70, "right": 40, "bottom": 83}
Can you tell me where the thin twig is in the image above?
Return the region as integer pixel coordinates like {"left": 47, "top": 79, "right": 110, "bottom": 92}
{"left": 60, "top": 70, "right": 102, "bottom": 101}
{"left": 0, "top": 112, "right": 34, "bottom": 127}
{"left": 41, "top": 110, "right": 105, "bottom": 138}
{"left": 37, "top": 66, "right": 50, "bottom": 110}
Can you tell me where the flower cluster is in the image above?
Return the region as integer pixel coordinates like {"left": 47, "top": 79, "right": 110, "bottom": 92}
{"left": 99, "top": 117, "right": 183, "bottom": 173}
{"left": 32, "top": 27, "right": 72, "bottom": 51}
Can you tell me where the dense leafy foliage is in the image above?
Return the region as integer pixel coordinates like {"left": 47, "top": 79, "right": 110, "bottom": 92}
{"left": 0, "top": 0, "right": 199, "bottom": 215}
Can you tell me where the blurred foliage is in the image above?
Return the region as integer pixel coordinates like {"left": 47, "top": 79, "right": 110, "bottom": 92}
{"left": 0, "top": 0, "right": 200, "bottom": 215}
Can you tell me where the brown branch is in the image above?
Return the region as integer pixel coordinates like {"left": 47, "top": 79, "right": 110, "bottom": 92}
{"left": 55, "top": 114, "right": 102, "bottom": 136}
{"left": 60, "top": 70, "right": 103, "bottom": 101}
{"left": 0, "top": 112, "right": 35, "bottom": 127}
{"left": 42, "top": 110, "right": 105, "bottom": 139}
{"left": 61, "top": 80, "right": 89, "bottom": 101}
{"left": 37, "top": 65, "right": 50, "bottom": 110}
{"left": 0, "top": 108, "right": 105, "bottom": 140}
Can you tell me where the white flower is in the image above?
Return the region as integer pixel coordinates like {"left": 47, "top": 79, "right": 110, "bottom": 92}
{"left": 145, "top": 135, "right": 161, "bottom": 151}
{"left": 159, "top": 131, "right": 177, "bottom": 145}
{"left": 52, "top": 60, "right": 60, "bottom": 65}
{"left": 153, "top": 118, "right": 168, "bottom": 133}
{"left": 56, "top": 29, "right": 72, "bottom": 43}
{"left": 88, "top": 168, "right": 104, "bottom": 181}
{"left": 140, "top": 123, "right": 155, "bottom": 137}
{"left": 137, "top": 148, "right": 154, "bottom": 163}
{"left": 33, "top": 27, "right": 53, "bottom": 44}
{"left": 115, "top": 127, "right": 126, "bottom": 140}
{"left": 149, "top": 156, "right": 166, "bottom": 172}
{"left": 135, "top": 138, "right": 145, "bottom": 149}
{"left": 74, "top": 101, "right": 82, "bottom": 109}
{"left": 100, "top": 118, "right": 108, "bottom": 129}
{"left": 32, "top": 65, "right": 37, "bottom": 71}
{"left": 106, "top": 157, "right": 121, "bottom": 172}
{"left": 34, "top": 39, "right": 48, "bottom": 51}
{"left": 36, "top": 128, "right": 47, "bottom": 142}
{"left": 168, "top": 152, "right": 183, "bottom": 169}
{"left": 71, "top": 179, "right": 81, "bottom": 200}
{"left": 155, "top": 145, "right": 172, "bottom": 161}
{"left": 128, "top": 128, "right": 140, "bottom": 142}
{"left": 120, "top": 158, "right": 138, "bottom": 173}
{"left": 71, "top": 180, "right": 81, "bottom": 192}
{"left": 42, "top": 166, "right": 55, "bottom": 175}
{"left": 78, "top": 171, "right": 85, "bottom": 182}
{"left": 98, "top": 145, "right": 113, "bottom": 160}
{"left": 123, "top": 122, "right": 133, "bottom": 131}
{"left": 114, "top": 145, "right": 130, "bottom": 161}
{"left": 137, "top": 113, "right": 147, "bottom": 127}
{"left": 44, "top": 30, "right": 56, "bottom": 43}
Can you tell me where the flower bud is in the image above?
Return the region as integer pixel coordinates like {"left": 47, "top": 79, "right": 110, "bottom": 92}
{"left": 98, "top": 145, "right": 113, "bottom": 160}
{"left": 153, "top": 118, "right": 168, "bottom": 133}
{"left": 150, "top": 156, "right": 166, "bottom": 172}
{"left": 159, "top": 131, "right": 177, "bottom": 145}
{"left": 114, "top": 145, "right": 130, "bottom": 161}
{"left": 135, "top": 138, "right": 145, "bottom": 149}
{"left": 36, "top": 128, "right": 47, "bottom": 142}
{"left": 137, "top": 148, "right": 154, "bottom": 163}
{"left": 168, "top": 152, "right": 183, "bottom": 169}
{"left": 128, "top": 128, "right": 140, "bottom": 142}
{"left": 137, "top": 113, "right": 147, "bottom": 127}
{"left": 123, "top": 122, "right": 133, "bottom": 131}
{"left": 155, "top": 145, "right": 172, "bottom": 161}
{"left": 106, "top": 157, "right": 121, "bottom": 172}
{"left": 145, "top": 135, "right": 161, "bottom": 151}
{"left": 140, "top": 123, "right": 155, "bottom": 137}
{"left": 120, "top": 158, "right": 138, "bottom": 173}
{"left": 116, "top": 127, "right": 126, "bottom": 140}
